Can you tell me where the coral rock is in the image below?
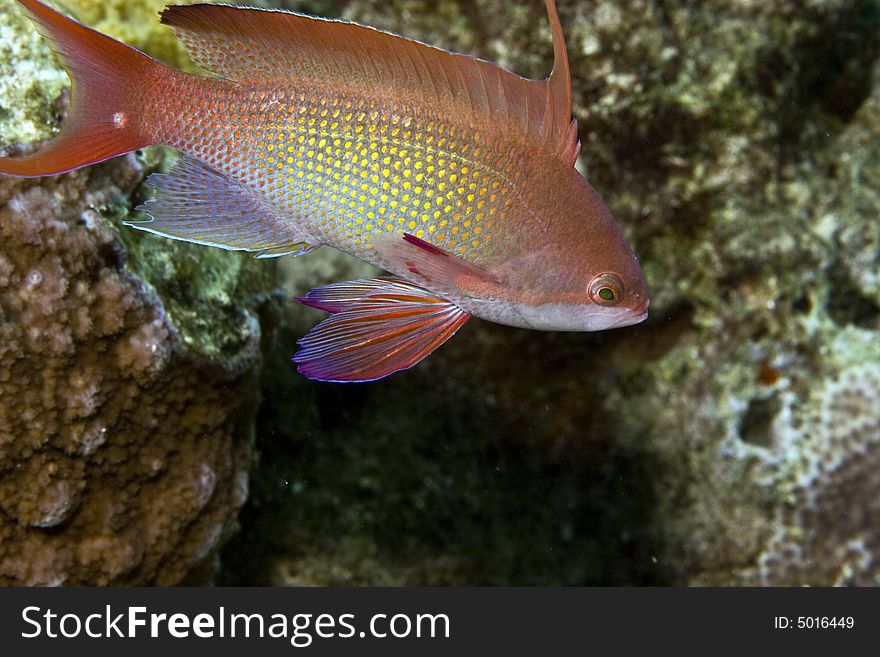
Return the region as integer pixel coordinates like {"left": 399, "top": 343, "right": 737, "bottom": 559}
{"left": 0, "top": 156, "right": 262, "bottom": 586}
{"left": 756, "top": 357, "right": 880, "bottom": 585}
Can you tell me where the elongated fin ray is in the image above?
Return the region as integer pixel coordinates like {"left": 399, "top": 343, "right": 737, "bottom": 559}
{"left": 545, "top": 0, "right": 572, "bottom": 142}
{"left": 160, "top": 0, "right": 579, "bottom": 165}
{"left": 294, "top": 278, "right": 399, "bottom": 314}
{"left": 295, "top": 277, "right": 470, "bottom": 382}
{"left": 128, "top": 155, "right": 316, "bottom": 257}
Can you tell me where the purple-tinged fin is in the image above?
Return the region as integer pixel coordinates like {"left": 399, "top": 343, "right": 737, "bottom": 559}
{"left": 373, "top": 232, "right": 504, "bottom": 298}
{"left": 294, "top": 277, "right": 471, "bottom": 383}
{"left": 128, "top": 155, "right": 317, "bottom": 257}
{"left": 296, "top": 278, "right": 399, "bottom": 314}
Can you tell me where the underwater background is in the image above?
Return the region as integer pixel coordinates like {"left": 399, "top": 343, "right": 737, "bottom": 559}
{"left": 0, "top": 0, "right": 878, "bottom": 585}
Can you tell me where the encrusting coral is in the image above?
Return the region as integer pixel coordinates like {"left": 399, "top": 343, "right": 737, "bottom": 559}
{"left": 0, "top": 0, "right": 68, "bottom": 147}
{"left": 0, "top": 0, "right": 272, "bottom": 585}
{"left": 744, "top": 331, "right": 880, "bottom": 586}
{"left": 0, "top": 156, "right": 261, "bottom": 585}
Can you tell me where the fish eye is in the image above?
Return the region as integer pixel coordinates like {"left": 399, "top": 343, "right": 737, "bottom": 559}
{"left": 588, "top": 273, "right": 624, "bottom": 306}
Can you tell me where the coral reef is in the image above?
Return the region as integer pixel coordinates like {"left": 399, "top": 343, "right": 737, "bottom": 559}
{"left": 0, "top": 0, "right": 274, "bottom": 584}
{"left": 0, "top": 157, "right": 261, "bottom": 585}
{"left": 757, "top": 347, "right": 880, "bottom": 586}
{"left": 2, "top": 0, "right": 878, "bottom": 586}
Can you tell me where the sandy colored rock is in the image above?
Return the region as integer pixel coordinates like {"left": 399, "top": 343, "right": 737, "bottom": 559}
{"left": 0, "top": 0, "right": 273, "bottom": 585}
{"left": 0, "top": 156, "right": 261, "bottom": 585}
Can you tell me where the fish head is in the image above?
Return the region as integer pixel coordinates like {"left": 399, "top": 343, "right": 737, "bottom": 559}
{"left": 510, "top": 262, "right": 649, "bottom": 332}
{"left": 504, "top": 171, "right": 649, "bottom": 332}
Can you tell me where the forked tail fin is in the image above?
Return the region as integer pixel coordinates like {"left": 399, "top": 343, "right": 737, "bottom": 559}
{"left": 0, "top": 0, "right": 165, "bottom": 177}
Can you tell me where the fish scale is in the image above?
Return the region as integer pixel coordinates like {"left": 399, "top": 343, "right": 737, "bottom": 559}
{"left": 0, "top": 0, "right": 649, "bottom": 382}
{"left": 149, "top": 85, "right": 517, "bottom": 261}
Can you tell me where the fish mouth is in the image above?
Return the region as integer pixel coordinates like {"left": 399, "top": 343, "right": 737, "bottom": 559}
{"left": 508, "top": 299, "right": 649, "bottom": 331}
{"left": 605, "top": 300, "right": 649, "bottom": 330}
{"left": 632, "top": 299, "right": 650, "bottom": 322}
{"left": 581, "top": 303, "right": 648, "bottom": 331}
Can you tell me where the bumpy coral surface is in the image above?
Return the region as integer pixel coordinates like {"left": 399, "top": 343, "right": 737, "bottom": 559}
{"left": 757, "top": 354, "right": 880, "bottom": 585}
{"left": 0, "top": 0, "right": 273, "bottom": 585}
{"left": 0, "top": 157, "right": 261, "bottom": 585}
{"left": 0, "top": 156, "right": 259, "bottom": 584}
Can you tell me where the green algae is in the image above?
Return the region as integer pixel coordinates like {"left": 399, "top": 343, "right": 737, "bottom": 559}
{"left": 115, "top": 149, "right": 275, "bottom": 377}
{"left": 0, "top": 0, "right": 68, "bottom": 147}
{"left": 121, "top": 174, "right": 276, "bottom": 377}
{"left": 55, "top": 0, "right": 201, "bottom": 70}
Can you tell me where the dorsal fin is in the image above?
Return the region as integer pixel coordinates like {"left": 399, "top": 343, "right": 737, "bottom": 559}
{"left": 160, "top": 0, "right": 580, "bottom": 166}
{"left": 546, "top": 0, "right": 572, "bottom": 134}
{"left": 544, "top": 0, "right": 581, "bottom": 167}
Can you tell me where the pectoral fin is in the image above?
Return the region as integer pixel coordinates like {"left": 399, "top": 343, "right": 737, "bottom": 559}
{"left": 294, "top": 276, "right": 470, "bottom": 382}
{"left": 128, "top": 155, "right": 317, "bottom": 257}
{"left": 372, "top": 232, "right": 504, "bottom": 300}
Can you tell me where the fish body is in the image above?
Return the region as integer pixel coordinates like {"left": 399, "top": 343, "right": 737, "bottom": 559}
{"left": 0, "top": 0, "right": 648, "bottom": 381}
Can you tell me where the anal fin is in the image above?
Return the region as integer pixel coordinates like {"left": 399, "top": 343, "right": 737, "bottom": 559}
{"left": 127, "top": 155, "right": 316, "bottom": 257}
{"left": 294, "top": 277, "right": 471, "bottom": 382}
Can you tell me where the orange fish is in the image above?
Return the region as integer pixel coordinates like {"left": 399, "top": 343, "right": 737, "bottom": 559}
{"left": 1, "top": 0, "right": 648, "bottom": 382}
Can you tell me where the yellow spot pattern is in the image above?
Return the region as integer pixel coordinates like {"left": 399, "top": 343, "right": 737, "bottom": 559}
{"left": 235, "top": 91, "right": 513, "bottom": 258}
